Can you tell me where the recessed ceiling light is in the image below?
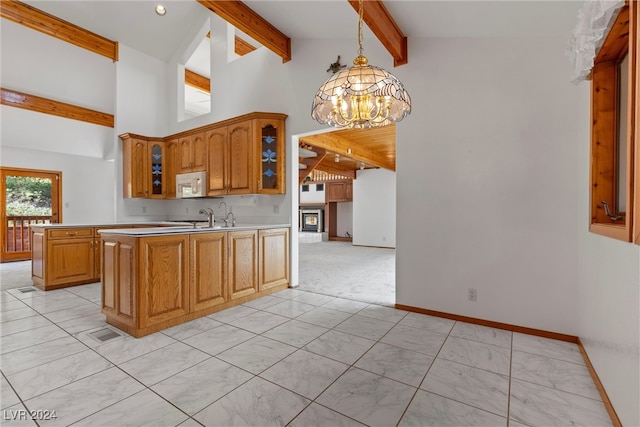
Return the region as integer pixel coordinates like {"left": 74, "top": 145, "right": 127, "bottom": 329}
{"left": 155, "top": 5, "right": 166, "bottom": 16}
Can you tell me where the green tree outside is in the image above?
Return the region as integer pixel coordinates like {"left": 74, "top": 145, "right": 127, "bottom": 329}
{"left": 5, "top": 176, "right": 52, "bottom": 217}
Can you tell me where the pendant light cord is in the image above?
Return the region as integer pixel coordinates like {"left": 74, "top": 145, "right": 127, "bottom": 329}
{"left": 357, "top": 0, "right": 364, "bottom": 56}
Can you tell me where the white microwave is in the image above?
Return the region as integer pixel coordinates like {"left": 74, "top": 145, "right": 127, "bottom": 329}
{"left": 176, "top": 171, "right": 207, "bottom": 198}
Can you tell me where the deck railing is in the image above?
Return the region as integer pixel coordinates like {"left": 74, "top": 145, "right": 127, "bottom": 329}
{"left": 5, "top": 215, "right": 52, "bottom": 253}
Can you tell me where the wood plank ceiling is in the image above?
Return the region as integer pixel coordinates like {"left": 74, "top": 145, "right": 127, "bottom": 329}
{"left": 299, "top": 125, "right": 396, "bottom": 183}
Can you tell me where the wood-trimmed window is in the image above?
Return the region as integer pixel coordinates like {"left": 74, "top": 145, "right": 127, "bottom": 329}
{"left": 590, "top": 1, "right": 640, "bottom": 244}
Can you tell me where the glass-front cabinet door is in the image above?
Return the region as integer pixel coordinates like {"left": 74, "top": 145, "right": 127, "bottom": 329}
{"left": 148, "top": 140, "right": 165, "bottom": 199}
{"left": 256, "top": 118, "right": 285, "bottom": 194}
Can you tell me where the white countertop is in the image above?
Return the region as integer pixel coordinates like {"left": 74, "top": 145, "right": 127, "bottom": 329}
{"left": 97, "top": 224, "right": 291, "bottom": 236}
{"left": 30, "top": 222, "right": 180, "bottom": 228}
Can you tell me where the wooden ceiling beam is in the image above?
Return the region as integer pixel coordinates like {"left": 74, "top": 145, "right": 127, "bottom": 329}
{"left": 299, "top": 148, "right": 327, "bottom": 184}
{"left": 197, "top": 0, "right": 291, "bottom": 63}
{"left": 300, "top": 134, "right": 395, "bottom": 171}
{"left": 315, "top": 160, "right": 357, "bottom": 179}
{"left": 235, "top": 35, "right": 257, "bottom": 56}
{"left": 185, "top": 69, "right": 210, "bottom": 93}
{"left": 0, "top": 0, "right": 118, "bottom": 61}
{"left": 1, "top": 87, "right": 114, "bottom": 127}
{"left": 347, "top": 0, "right": 407, "bottom": 66}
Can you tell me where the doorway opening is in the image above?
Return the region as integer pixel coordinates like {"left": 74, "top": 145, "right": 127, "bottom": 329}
{"left": 0, "top": 167, "right": 61, "bottom": 262}
{"left": 291, "top": 128, "right": 397, "bottom": 306}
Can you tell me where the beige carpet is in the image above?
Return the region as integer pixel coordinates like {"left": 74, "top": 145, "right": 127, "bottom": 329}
{"left": 297, "top": 241, "right": 395, "bottom": 306}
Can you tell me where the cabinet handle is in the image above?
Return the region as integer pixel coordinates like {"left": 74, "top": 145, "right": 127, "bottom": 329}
{"left": 66, "top": 232, "right": 76, "bottom": 236}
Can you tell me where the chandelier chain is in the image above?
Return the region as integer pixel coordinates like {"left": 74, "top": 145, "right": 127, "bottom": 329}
{"left": 310, "top": 0, "right": 411, "bottom": 128}
{"left": 357, "top": 0, "right": 364, "bottom": 56}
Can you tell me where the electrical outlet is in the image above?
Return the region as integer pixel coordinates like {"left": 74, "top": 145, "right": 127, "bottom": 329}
{"left": 468, "top": 288, "right": 477, "bottom": 302}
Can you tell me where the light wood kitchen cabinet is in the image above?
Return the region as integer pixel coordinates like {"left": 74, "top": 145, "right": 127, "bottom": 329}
{"left": 30, "top": 226, "right": 96, "bottom": 290}
{"left": 121, "top": 112, "right": 287, "bottom": 199}
{"left": 190, "top": 232, "right": 227, "bottom": 311}
{"left": 179, "top": 132, "right": 207, "bottom": 173}
{"left": 228, "top": 229, "right": 258, "bottom": 300}
{"left": 138, "top": 234, "right": 190, "bottom": 328}
{"left": 46, "top": 229, "right": 95, "bottom": 287}
{"left": 326, "top": 181, "right": 353, "bottom": 202}
{"left": 259, "top": 228, "right": 289, "bottom": 291}
{"left": 30, "top": 224, "right": 160, "bottom": 291}
{"left": 102, "top": 236, "right": 136, "bottom": 329}
{"left": 100, "top": 226, "right": 289, "bottom": 337}
{"left": 121, "top": 134, "right": 166, "bottom": 199}
{"left": 255, "top": 117, "right": 286, "bottom": 194}
{"left": 165, "top": 139, "right": 179, "bottom": 198}
{"left": 206, "top": 120, "right": 253, "bottom": 196}
{"left": 122, "top": 136, "right": 148, "bottom": 198}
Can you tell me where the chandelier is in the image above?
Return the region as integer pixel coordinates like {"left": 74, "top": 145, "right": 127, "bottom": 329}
{"left": 311, "top": 0, "right": 411, "bottom": 129}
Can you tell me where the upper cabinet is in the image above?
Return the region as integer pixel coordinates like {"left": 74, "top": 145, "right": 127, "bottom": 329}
{"left": 165, "top": 139, "right": 179, "bottom": 199}
{"left": 256, "top": 118, "right": 286, "bottom": 194}
{"left": 326, "top": 181, "right": 352, "bottom": 202}
{"left": 121, "top": 135, "right": 166, "bottom": 199}
{"left": 179, "top": 132, "right": 207, "bottom": 173}
{"left": 121, "top": 112, "right": 287, "bottom": 199}
{"left": 207, "top": 120, "right": 254, "bottom": 196}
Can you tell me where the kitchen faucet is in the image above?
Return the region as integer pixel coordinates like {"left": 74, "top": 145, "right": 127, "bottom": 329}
{"left": 198, "top": 208, "right": 214, "bottom": 227}
{"left": 223, "top": 211, "right": 236, "bottom": 227}
{"left": 217, "top": 201, "right": 236, "bottom": 227}
{"left": 217, "top": 202, "right": 228, "bottom": 217}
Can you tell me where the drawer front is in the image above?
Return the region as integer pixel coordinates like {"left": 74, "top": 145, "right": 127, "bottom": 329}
{"left": 47, "top": 228, "right": 94, "bottom": 239}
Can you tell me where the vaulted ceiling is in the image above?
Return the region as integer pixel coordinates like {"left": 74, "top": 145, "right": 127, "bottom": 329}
{"left": 7, "top": 0, "right": 583, "bottom": 178}
{"left": 19, "top": 1, "right": 582, "bottom": 64}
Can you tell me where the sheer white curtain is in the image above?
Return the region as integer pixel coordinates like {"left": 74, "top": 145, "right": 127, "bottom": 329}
{"left": 567, "top": 0, "right": 625, "bottom": 83}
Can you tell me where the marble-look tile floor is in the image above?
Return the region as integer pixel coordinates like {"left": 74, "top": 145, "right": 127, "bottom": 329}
{"left": 0, "top": 262, "right": 611, "bottom": 426}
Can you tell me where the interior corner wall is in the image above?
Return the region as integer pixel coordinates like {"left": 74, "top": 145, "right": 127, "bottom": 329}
{"left": 1, "top": 18, "right": 117, "bottom": 223}
{"left": 1, "top": 146, "right": 115, "bottom": 224}
{"left": 395, "top": 36, "right": 582, "bottom": 334}
{"left": 576, "top": 80, "right": 640, "bottom": 426}
{"left": 353, "top": 169, "right": 396, "bottom": 248}
{"left": 114, "top": 44, "right": 172, "bottom": 222}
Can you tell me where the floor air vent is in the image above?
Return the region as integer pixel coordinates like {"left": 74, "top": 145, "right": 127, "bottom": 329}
{"left": 17, "top": 287, "right": 37, "bottom": 293}
{"left": 88, "top": 328, "right": 122, "bottom": 343}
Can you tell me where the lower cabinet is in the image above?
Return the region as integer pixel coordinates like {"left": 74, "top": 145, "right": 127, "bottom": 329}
{"left": 138, "top": 235, "right": 190, "bottom": 328}
{"left": 228, "top": 230, "right": 258, "bottom": 300}
{"left": 101, "top": 227, "right": 289, "bottom": 337}
{"left": 31, "top": 226, "right": 100, "bottom": 290}
{"left": 190, "top": 232, "right": 227, "bottom": 311}
{"left": 102, "top": 237, "right": 137, "bottom": 329}
{"left": 259, "top": 228, "right": 289, "bottom": 291}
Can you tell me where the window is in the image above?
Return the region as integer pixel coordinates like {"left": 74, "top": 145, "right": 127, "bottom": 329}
{"left": 316, "top": 183, "right": 324, "bottom": 191}
{"left": 590, "top": 2, "right": 640, "bottom": 244}
{"left": 301, "top": 185, "right": 309, "bottom": 192}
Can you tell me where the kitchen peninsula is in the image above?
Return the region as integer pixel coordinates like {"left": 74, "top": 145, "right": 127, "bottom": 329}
{"left": 99, "top": 225, "right": 289, "bottom": 337}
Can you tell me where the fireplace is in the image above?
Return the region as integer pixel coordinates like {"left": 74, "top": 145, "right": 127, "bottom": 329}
{"left": 299, "top": 208, "right": 323, "bottom": 232}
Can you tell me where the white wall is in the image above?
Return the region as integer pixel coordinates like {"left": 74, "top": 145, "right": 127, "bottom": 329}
{"left": 353, "top": 169, "right": 396, "bottom": 247}
{"left": 1, "top": 146, "right": 115, "bottom": 224}
{"left": 576, "top": 83, "right": 640, "bottom": 426}
{"left": 336, "top": 202, "right": 353, "bottom": 238}
{"left": 396, "top": 36, "right": 582, "bottom": 334}
{"left": 299, "top": 184, "right": 325, "bottom": 205}
{"left": 1, "top": 19, "right": 117, "bottom": 222}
